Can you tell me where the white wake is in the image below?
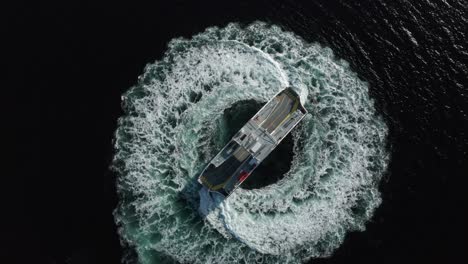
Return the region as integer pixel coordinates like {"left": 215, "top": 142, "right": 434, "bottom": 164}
{"left": 113, "top": 22, "right": 389, "bottom": 264}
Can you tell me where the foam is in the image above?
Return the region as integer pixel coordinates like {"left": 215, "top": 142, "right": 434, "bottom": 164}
{"left": 113, "top": 22, "right": 388, "bottom": 264}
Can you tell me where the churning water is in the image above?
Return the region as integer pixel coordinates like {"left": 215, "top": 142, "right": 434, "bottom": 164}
{"left": 113, "top": 22, "right": 389, "bottom": 264}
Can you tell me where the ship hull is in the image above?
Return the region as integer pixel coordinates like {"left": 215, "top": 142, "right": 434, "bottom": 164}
{"left": 198, "top": 88, "right": 307, "bottom": 197}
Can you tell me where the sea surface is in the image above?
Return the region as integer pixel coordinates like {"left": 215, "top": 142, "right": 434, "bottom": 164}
{"left": 111, "top": 1, "right": 467, "bottom": 263}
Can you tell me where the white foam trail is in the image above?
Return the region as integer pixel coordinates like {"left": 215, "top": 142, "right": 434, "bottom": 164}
{"left": 113, "top": 22, "right": 389, "bottom": 264}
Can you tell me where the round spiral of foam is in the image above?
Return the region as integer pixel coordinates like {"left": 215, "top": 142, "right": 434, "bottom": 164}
{"left": 113, "top": 22, "right": 389, "bottom": 264}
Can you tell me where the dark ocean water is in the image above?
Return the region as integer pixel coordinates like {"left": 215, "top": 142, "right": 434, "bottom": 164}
{"left": 11, "top": 0, "right": 467, "bottom": 263}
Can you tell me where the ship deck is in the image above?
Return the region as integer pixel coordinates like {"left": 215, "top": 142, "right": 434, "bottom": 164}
{"left": 198, "top": 88, "right": 307, "bottom": 197}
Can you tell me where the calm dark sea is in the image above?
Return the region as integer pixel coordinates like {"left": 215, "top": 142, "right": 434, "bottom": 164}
{"left": 11, "top": 0, "right": 467, "bottom": 263}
